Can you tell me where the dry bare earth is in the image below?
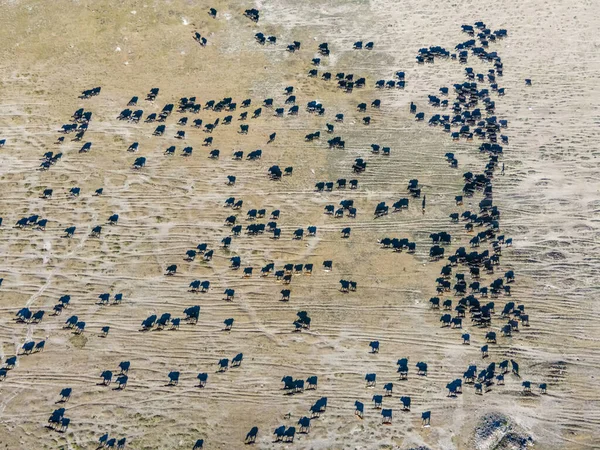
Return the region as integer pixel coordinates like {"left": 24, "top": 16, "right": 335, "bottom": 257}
{"left": 0, "top": 0, "right": 599, "bottom": 449}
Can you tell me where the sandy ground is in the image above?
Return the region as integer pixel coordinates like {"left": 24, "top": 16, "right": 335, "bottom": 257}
{"left": 0, "top": 0, "right": 599, "bottom": 449}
